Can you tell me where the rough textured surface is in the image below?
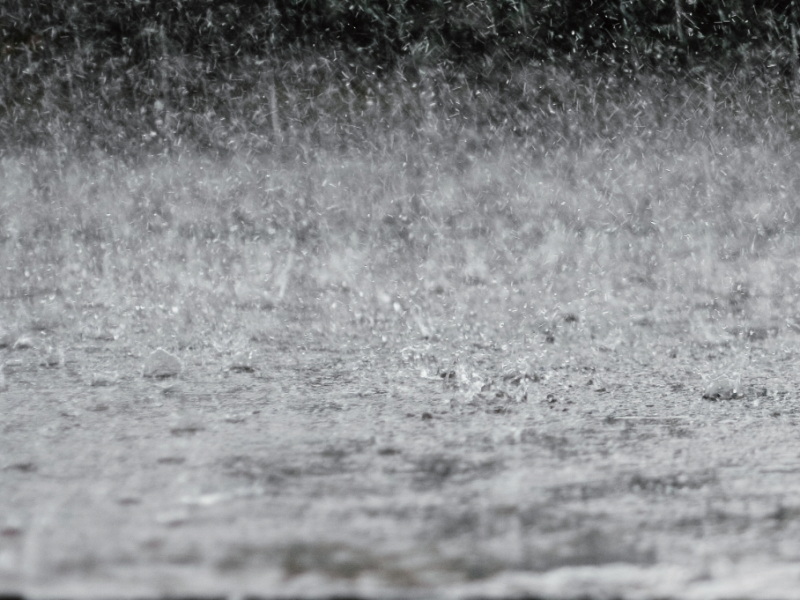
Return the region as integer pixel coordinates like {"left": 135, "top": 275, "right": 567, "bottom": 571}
{"left": 2, "top": 267, "right": 800, "bottom": 600}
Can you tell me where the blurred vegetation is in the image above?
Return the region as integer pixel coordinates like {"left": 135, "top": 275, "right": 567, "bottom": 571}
{"left": 2, "top": 0, "right": 800, "bottom": 156}
{"left": 2, "top": 1, "right": 800, "bottom": 340}
{"left": 3, "top": 0, "right": 800, "bottom": 302}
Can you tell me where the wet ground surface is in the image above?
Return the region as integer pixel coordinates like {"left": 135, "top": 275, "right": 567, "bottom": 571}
{"left": 3, "top": 279, "right": 800, "bottom": 599}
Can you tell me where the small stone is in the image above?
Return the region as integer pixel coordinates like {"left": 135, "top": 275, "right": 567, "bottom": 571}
{"left": 143, "top": 349, "right": 182, "bottom": 378}
{"left": 90, "top": 372, "right": 119, "bottom": 387}
{"left": 0, "top": 368, "right": 7, "bottom": 391}
{"left": 12, "top": 336, "right": 34, "bottom": 350}
{"left": 703, "top": 376, "right": 742, "bottom": 400}
{"left": 228, "top": 351, "right": 255, "bottom": 373}
{"left": 41, "top": 346, "right": 64, "bottom": 367}
{"left": 90, "top": 330, "right": 116, "bottom": 342}
{"left": 0, "top": 331, "right": 15, "bottom": 348}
